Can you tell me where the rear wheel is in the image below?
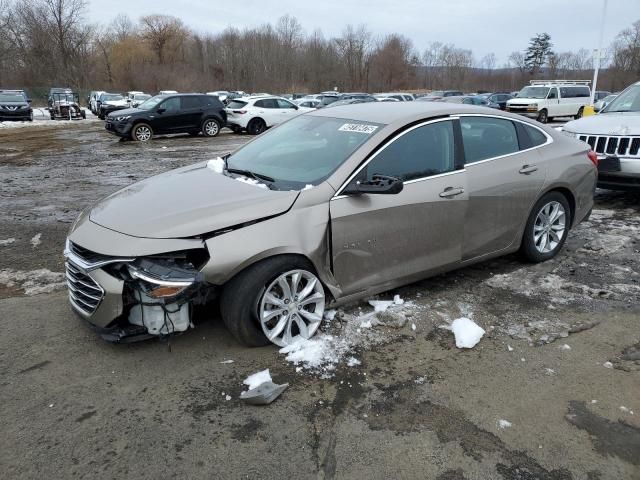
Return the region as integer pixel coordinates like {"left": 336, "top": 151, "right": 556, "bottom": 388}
{"left": 220, "top": 256, "right": 325, "bottom": 347}
{"left": 575, "top": 107, "right": 584, "bottom": 119}
{"left": 202, "top": 118, "right": 220, "bottom": 137}
{"left": 537, "top": 109, "right": 548, "bottom": 123}
{"left": 520, "top": 192, "right": 570, "bottom": 263}
{"left": 247, "top": 118, "right": 266, "bottom": 135}
{"left": 131, "top": 123, "right": 153, "bottom": 142}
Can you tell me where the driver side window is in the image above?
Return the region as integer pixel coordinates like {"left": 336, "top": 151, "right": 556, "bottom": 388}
{"left": 365, "top": 121, "right": 455, "bottom": 182}
{"left": 160, "top": 97, "right": 180, "bottom": 113}
{"left": 547, "top": 88, "right": 558, "bottom": 99}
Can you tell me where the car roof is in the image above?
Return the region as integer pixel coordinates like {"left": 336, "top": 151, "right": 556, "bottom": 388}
{"left": 308, "top": 101, "right": 514, "bottom": 124}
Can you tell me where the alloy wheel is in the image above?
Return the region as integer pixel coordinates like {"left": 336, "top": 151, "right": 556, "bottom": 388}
{"left": 135, "top": 126, "right": 152, "bottom": 141}
{"left": 533, "top": 201, "right": 566, "bottom": 253}
{"left": 258, "top": 269, "right": 325, "bottom": 347}
{"left": 204, "top": 120, "right": 219, "bottom": 136}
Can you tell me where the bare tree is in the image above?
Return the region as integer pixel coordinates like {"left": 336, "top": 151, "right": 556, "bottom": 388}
{"left": 140, "top": 14, "right": 186, "bottom": 64}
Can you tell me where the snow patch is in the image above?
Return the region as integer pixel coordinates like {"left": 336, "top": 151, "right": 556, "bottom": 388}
{"left": 346, "top": 357, "right": 361, "bottom": 367}
{"left": 206, "top": 157, "right": 225, "bottom": 173}
{"left": 450, "top": 317, "right": 485, "bottom": 349}
{"left": 0, "top": 238, "right": 16, "bottom": 246}
{"left": 30, "top": 233, "right": 42, "bottom": 248}
{"left": 219, "top": 359, "right": 234, "bottom": 364}
{"left": 235, "top": 176, "right": 268, "bottom": 189}
{"left": 0, "top": 268, "right": 65, "bottom": 295}
{"left": 497, "top": 419, "right": 512, "bottom": 429}
{"left": 243, "top": 369, "right": 272, "bottom": 390}
{"left": 603, "top": 361, "right": 613, "bottom": 369}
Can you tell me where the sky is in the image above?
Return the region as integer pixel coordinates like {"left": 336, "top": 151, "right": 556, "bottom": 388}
{"left": 85, "top": 0, "right": 635, "bottom": 64}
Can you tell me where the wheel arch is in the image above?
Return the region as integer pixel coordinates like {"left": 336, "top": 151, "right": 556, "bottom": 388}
{"left": 540, "top": 185, "right": 576, "bottom": 227}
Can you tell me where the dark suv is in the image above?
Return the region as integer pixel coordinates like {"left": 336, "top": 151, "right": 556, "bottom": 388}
{"left": 105, "top": 93, "right": 227, "bottom": 141}
{"left": 0, "top": 90, "right": 33, "bottom": 121}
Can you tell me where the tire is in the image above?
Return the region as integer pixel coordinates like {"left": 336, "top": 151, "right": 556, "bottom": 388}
{"left": 202, "top": 118, "right": 220, "bottom": 137}
{"left": 247, "top": 118, "right": 266, "bottom": 135}
{"left": 520, "top": 192, "right": 571, "bottom": 263}
{"left": 220, "top": 256, "right": 326, "bottom": 347}
{"left": 574, "top": 107, "right": 584, "bottom": 120}
{"left": 536, "top": 109, "right": 548, "bottom": 123}
{"left": 98, "top": 112, "right": 104, "bottom": 120}
{"left": 27, "top": 111, "right": 33, "bottom": 122}
{"left": 131, "top": 123, "right": 153, "bottom": 142}
{"left": 81, "top": 110, "right": 86, "bottom": 120}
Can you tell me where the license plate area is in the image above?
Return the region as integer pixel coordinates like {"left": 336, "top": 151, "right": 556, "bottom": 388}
{"left": 598, "top": 156, "right": 621, "bottom": 172}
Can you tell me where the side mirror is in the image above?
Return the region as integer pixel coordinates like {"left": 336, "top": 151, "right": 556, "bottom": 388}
{"left": 157, "top": 108, "right": 166, "bottom": 114}
{"left": 343, "top": 175, "right": 403, "bottom": 195}
{"left": 293, "top": 105, "right": 299, "bottom": 110}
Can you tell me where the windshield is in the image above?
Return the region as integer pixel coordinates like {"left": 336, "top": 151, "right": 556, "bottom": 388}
{"left": 602, "top": 85, "right": 640, "bottom": 113}
{"left": 226, "top": 116, "right": 383, "bottom": 190}
{"left": 320, "top": 95, "right": 339, "bottom": 106}
{"left": 0, "top": 94, "right": 25, "bottom": 102}
{"left": 53, "top": 94, "right": 75, "bottom": 102}
{"left": 137, "top": 96, "right": 165, "bottom": 110}
{"left": 518, "top": 86, "right": 550, "bottom": 99}
{"left": 103, "top": 94, "right": 123, "bottom": 101}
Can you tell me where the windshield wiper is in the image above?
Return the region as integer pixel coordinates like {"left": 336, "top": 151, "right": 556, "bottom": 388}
{"left": 226, "top": 168, "right": 275, "bottom": 183}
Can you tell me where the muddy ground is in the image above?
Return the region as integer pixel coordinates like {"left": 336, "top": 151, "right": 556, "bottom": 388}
{"left": 0, "top": 120, "right": 638, "bottom": 480}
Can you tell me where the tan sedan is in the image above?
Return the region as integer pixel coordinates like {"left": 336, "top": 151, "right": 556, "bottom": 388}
{"left": 65, "top": 103, "right": 597, "bottom": 346}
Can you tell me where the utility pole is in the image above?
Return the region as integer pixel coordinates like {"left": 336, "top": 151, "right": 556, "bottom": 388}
{"left": 590, "top": 0, "right": 608, "bottom": 106}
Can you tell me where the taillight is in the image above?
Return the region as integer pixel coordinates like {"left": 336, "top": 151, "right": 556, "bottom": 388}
{"left": 587, "top": 150, "right": 598, "bottom": 167}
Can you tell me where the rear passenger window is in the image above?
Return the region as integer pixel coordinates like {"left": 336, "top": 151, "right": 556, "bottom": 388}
{"left": 523, "top": 124, "right": 548, "bottom": 147}
{"left": 181, "top": 96, "right": 201, "bottom": 109}
{"left": 365, "top": 121, "right": 455, "bottom": 182}
{"left": 460, "top": 117, "right": 519, "bottom": 163}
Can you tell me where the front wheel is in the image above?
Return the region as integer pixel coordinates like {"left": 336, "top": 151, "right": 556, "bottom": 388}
{"left": 220, "top": 256, "right": 326, "bottom": 347}
{"left": 536, "top": 109, "right": 548, "bottom": 123}
{"left": 520, "top": 192, "right": 570, "bottom": 263}
{"left": 131, "top": 123, "right": 153, "bottom": 142}
{"left": 247, "top": 118, "right": 266, "bottom": 135}
{"left": 575, "top": 107, "right": 584, "bottom": 120}
{"left": 202, "top": 118, "right": 220, "bottom": 137}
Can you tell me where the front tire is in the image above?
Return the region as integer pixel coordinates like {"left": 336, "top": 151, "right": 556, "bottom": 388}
{"left": 247, "top": 118, "right": 266, "bottom": 135}
{"left": 537, "top": 109, "right": 548, "bottom": 124}
{"left": 202, "top": 118, "right": 220, "bottom": 137}
{"left": 131, "top": 123, "right": 153, "bottom": 142}
{"left": 220, "top": 256, "right": 326, "bottom": 347}
{"left": 520, "top": 192, "right": 571, "bottom": 263}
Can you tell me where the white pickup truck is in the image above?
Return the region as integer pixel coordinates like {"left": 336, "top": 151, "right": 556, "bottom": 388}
{"left": 506, "top": 80, "right": 591, "bottom": 123}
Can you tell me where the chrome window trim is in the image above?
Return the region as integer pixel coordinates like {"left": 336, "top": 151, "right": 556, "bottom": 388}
{"left": 458, "top": 113, "right": 553, "bottom": 166}
{"left": 332, "top": 116, "right": 459, "bottom": 199}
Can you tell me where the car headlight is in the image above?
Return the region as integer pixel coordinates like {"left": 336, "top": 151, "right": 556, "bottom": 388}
{"left": 115, "top": 115, "right": 131, "bottom": 121}
{"left": 529, "top": 103, "right": 538, "bottom": 108}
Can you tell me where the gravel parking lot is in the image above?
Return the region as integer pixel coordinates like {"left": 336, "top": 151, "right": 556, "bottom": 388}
{"left": 1, "top": 119, "right": 639, "bottom": 479}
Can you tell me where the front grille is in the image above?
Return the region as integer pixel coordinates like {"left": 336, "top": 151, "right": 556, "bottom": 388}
{"left": 66, "top": 261, "right": 104, "bottom": 315}
{"left": 578, "top": 134, "right": 640, "bottom": 157}
{"left": 69, "top": 241, "right": 113, "bottom": 265}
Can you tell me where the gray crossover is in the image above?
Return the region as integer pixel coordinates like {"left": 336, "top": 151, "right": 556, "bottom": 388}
{"left": 65, "top": 103, "right": 596, "bottom": 346}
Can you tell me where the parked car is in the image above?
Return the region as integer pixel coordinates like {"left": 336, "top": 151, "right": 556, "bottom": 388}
{"left": 126, "top": 91, "right": 144, "bottom": 99}
{"left": 324, "top": 98, "right": 371, "bottom": 108}
{"left": 97, "top": 93, "right": 129, "bottom": 119}
{"left": 104, "top": 93, "right": 226, "bottom": 142}
{"left": 337, "top": 93, "right": 377, "bottom": 102}
{"left": 478, "top": 92, "right": 514, "bottom": 110}
{"left": 421, "top": 90, "right": 464, "bottom": 101}
{"left": 374, "top": 93, "right": 415, "bottom": 101}
{"left": 89, "top": 90, "right": 105, "bottom": 113}
{"left": 563, "top": 81, "right": 640, "bottom": 190}
{"left": 593, "top": 90, "right": 611, "bottom": 102}
{"left": 48, "top": 88, "right": 85, "bottom": 120}
{"left": 295, "top": 98, "right": 322, "bottom": 109}
{"left": 441, "top": 95, "right": 499, "bottom": 108}
{"left": 0, "top": 90, "right": 33, "bottom": 121}
{"left": 225, "top": 95, "right": 314, "bottom": 135}
{"left": 129, "top": 93, "right": 151, "bottom": 108}
{"left": 207, "top": 91, "right": 229, "bottom": 102}
{"left": 66, "top": 102, "right": 596, "bottom": 345}
{"left": 506, "top": 80, "right": 591, "bottom": 123}
{"left": 158, "top": 90, "right": 178, "bottom": 95}
{"left": 594, "top": 94, "right": 617, "bottom": 112}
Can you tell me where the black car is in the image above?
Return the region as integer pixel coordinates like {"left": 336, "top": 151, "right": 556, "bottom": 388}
{"left": 479, "top": 92, "right": 514, "bottom": 110}
{"left": 105, "top": 93, "right": 227, "bottom": 142}
{"left": 0, "top": 90, "right": 33, "bottom": 121}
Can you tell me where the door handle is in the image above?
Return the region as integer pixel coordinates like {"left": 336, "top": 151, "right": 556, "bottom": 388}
{"left": 439, "top": 187, "right": 464, "bottom": 198}
{"left": 519, "top": 165, "right": 538, "bottom": 174}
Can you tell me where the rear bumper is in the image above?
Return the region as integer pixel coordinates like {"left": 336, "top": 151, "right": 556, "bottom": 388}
{"left": 0, "top": 110, "right": 32, "bottom": 120}
{"left": 597, "top": 172, "right": 640, "bottom": 191}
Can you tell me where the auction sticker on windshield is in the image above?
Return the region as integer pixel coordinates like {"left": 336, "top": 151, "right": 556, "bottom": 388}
{"left": 338, "top": 123, "right": 379, "bottom": 134}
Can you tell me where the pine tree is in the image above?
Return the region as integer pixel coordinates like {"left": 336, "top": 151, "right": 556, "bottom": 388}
{"left": 525, "top": 33, "right": 554, "bottom": 75}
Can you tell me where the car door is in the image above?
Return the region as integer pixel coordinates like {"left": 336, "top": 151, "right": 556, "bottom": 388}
{"left": 330, "top": 119, "right": 467, "bottom": 297}
{"left": 152, "top": 96, "right": 182, "bottom": 133}
{"left": 254, "top": 99, "right": 279, "bottom": 126}
{"left": 276, "top": 98, "right": 299, "bottom": 122}
{"left": 546, "top": 88, "right": 560, "bottom": 116}
{"left": 459, "top": 115, "right": 547, "bottom": 261}
{"left": 179, "top": 96, "right": 204, "bottom": 131}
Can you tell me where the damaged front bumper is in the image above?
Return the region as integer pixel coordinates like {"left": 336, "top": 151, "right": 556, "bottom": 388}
{"left": 64, "top": 221, "right": 215, "bottom": 342}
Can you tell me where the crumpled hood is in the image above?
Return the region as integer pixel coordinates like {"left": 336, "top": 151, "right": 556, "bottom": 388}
{"left": 89, "top": 163, "right": 300, "bottom": 239}
{"left": 564, "top": 112, "right": 640, "bottom": 136}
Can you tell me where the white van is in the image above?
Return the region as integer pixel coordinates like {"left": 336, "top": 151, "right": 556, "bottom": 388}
{"left": 506, "top": 80, "right": 591, "bottom": 123}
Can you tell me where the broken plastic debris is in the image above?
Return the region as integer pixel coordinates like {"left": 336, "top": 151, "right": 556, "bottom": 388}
{"left": 243, "top": 369, "right": 272, "bottom": 390}
{"left": 240, "top": 381, "right": 288, "bottom": 405}
{"left": 497, "top": 419, "right": 512, "bottom": 429}
{"left": 206, "top": 157, "right": 225, "bottom": 173}
{"left": 450, "top": 317, "right": 485, "bottom": 349}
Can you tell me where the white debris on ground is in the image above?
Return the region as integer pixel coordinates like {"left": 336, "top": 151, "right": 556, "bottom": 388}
{"left": 619, "top": 406, "right": 634, "bottom": 414}
{"left": 0, "top": 269, "right": 66, "bottom": 295}
{"left": 507, "top": 345, "right": 514, "bottom": 352}
{"left": 346, "top": 357, "right": 361, "bottom": 367}
{"left": 497, "top": 419, "right": 513, "bottom": 429}
{"left": 30, "top": 233, "right": 42, "bottom": 248}
{"left": 219, "top": 359, "right": 234, "bottom": 364}
{"left": 603, "top": 361, "right": 614, "bottom": 369}
{"left": 243, "top": 369, "right": 272, "bottom": 390}
{"left": 323, "top": 309, "right": 337, "bottom": 321}
{"left": 449, "top": 317, "right": 485, "bottom": 349}
{"left": 206, "top": 157, "right": 225, "bottom": 173}
{"left": 560, "top": 344, "right": 572, "bottom": 351}
{"left": 235, "top": 176, "right": 268, "bottom": 189}
{"left": 0, "top": 238, "right": 16, "bottom": 246}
